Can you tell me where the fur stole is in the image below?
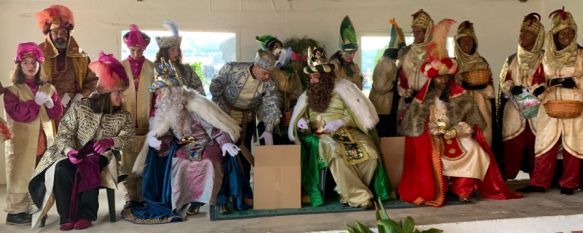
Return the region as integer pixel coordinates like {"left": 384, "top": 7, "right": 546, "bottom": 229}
{"left": 132, "top": 87, "right": 240, "bottom": 175}
{"left": 288, "top": 79, "right": 379, "bottom": 142}
{"left": 400, "top": 89, "right": 484, "bottom": 137}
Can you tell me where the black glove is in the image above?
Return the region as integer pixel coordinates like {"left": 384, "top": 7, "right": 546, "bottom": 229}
{"left": 511, "top": 85, "right": 524, "bottom": 95}
{"left": 533, "top": 86, "right": 546, "bottom": 97}
{"left": 562, "top": 78, "right": 576, "bottom": 88}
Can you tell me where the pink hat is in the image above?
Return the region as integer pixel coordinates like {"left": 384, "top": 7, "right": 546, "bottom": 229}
{"left": 123, "top": 24, "right": 150, "bottom": 48}
{"left": 15, "top": 42, "right": 45, "bottom": 63}
{"left": 89, "top": 52, "right": 129, "bottom": 93}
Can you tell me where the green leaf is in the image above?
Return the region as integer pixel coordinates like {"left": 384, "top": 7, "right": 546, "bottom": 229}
{"left": 378, "top": 219, "right": 402, "bottom": 233}
{"left": 402, "top": 216, "right": 415, "bottom": 233}
{"left": 356, "top": 222, "right": 374, "bottom": 233}
{"left": 346, "top": 224, "right": 358, "bottom": 233}
{"left": 376, "top": 198, "right": 390, "bottom": 221}
{"left": 420, "top": 228, "right": 444, "bottom": 233}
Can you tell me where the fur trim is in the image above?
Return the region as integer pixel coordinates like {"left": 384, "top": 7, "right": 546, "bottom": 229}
{"left": 288, "top": 79, "right": 379, "bottom": 141}
{"left": 132, "top": 87, "right": 240, "bottom": 175}
{"left": 288, "top": 92, "right": 308, "bottom": 142}
{"left": 184, "top": 88, "right": 241, "bottom": 142}
{"left": 400, "top": 89, "right": 483, "bottom": 136}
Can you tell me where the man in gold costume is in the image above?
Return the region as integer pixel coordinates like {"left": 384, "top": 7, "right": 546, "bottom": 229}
{"left": 289, "top": 47, "right": 390, "bottom": 208}
{"left": 36, "top": 5, "right": 98, "bottom": 113}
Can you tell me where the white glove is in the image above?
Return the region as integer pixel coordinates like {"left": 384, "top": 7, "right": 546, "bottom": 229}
{"left": 258, "top": 131, "right": 274, "bottom": 145}
{"left": 323, "top": 119, "right": 344, "bottom": 133}
{"left": 147, "top": 134, "right": 162, "bottom": 150}
{"left": 44, "top": 96, "right": 55, "bottom": 109}
{"left": 221, "top": 143, "right": 240, "bottom": 157}
{"left": 72, "top": 93, "right": 84, "bottom": 102}
{"left": 34, "top": 92, "right": 48, "bottom": 105}
{"left": 61, "top": 93, "right": 71, "bottom": 107}
{"left": 297, "top": 118, "right": 309, "bottom": 130}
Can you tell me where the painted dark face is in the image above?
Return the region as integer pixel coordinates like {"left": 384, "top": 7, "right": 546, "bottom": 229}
{"left": 555, "top": 28, "right": 575, "bottom": 50}
{"left": 433, "top": 74, "right": 450, "bottom": 91}
{"left": 519, "top": 29, "right": 537, "bottom": 51}
{"left": 412, "top": 26, "right": 426, "bottom": 44}
{"left": 458, "top": 36, "right": 475, "bottom": 55}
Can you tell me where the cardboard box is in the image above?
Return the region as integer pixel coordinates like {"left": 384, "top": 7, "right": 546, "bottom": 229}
{"left": 253, "top": 145, "right": 301, "bottom": 209}
{"left": 379, "top": 137, "right": 405, "bottom": 188}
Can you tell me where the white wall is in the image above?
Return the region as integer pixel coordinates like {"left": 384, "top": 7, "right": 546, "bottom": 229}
{"left": 0, "top": 0, "right": 582, "bottom": 183}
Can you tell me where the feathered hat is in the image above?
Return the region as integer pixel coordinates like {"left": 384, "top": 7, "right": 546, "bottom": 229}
{"left": 339, "top": 16, "right": 358, "bottom": 52}
{"left": 156, "top": 20, "right": 182, "bottom": 49}
{"left": 124, "top": 24, "right": 151, "bottom": 49}
{"left": 303, "top": 47, "right": 335, "bottom": 74}
{"left": 415, "top": 19, "right": 463, "bottom": 103}
{"left": 149, "top": 58, "right": 184, "bottom": 92}
{"left": 89, "top": 52, "right": 129, "bottom": 93}
{"left": 36, "top": 5, "right": 74, "bottom": 34}
{"left": 15, "top": 42, "right": 45, "bottom": 63}
{"left": 254, "top": 49, "right": 276, "bottom": 72}
{"left": 256, "top": 35, "right": 282, "bottom": 51}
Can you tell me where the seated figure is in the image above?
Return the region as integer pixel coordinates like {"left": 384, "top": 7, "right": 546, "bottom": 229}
{"left": 122, "top": 60, "right": 241, "bottom": 223}
{"left": 289, "top": 47, "right": 392, "bottom": 208}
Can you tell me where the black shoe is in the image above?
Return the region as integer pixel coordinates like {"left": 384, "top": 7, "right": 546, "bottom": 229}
{"left": 6, "top": 213, "right": 31, "bottom": 225}
{"left": 517, "top": 185, "right": 546, "bottom": 193}
{"left": 187, "top": 202, "right": 205, "bottom": 215}
{"left": 560, "top": 188, "right": 575, "bottom": 195}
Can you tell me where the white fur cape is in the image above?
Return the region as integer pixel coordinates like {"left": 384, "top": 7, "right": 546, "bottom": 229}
{"left": 132, "top": 88, "right": 241, "bottom": 175}
{"left": 288, "top": 79, "right": 379, "bottom": 142}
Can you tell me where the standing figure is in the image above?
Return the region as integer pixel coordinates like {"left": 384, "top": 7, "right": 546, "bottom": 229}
{"left": 122, "top": 62, "right": 240, "bottom": 223}
{"left": 498, "top": 13, "right": 545, "bottom": 179}
{"left": 36, "top": 5, "right": 98, "bottom": 114}
{"left": 256, "top": 35, "right": 303, "bottom": 144}
{"left": 329, "top": 16, "right": 364, "bottom": 89}
{"left": 454, "top": 21, "right": 495, "bottom": 145}
{"left": 398, "top": 19, "right": 521, "bottom": 206}
{"left": 154, "top": 20, "right": 205, "bottom": 94}
{"left": 519, "top": 8, "right": 583, "bottom": 195}
{"left": 289, "top": 47, "right": 391, "bottom": 208}
{"left": 29, "top": 53, "right": 134, "bottom": 230}
{"left": 120, "top": 24, "right": 156, "bottom": 207}
{"left": 210, "top": 50, "right": 281, "bottom": 213}
{"left": 4, "top": 42, "right": 62, "bottom": 225}
{"left": 369, "top": 19, "right": 405, "bottom": 136}
{"left": 395, "top": 9, "right": 434, "bottom": 125}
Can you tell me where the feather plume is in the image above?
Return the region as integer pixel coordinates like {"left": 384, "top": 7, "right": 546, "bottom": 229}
{"left": 549, "top": 6, "right": 566, "bottom": 20}
{"left": 35, "top": 5, "right": 74, "bottom": 31}
{"left": 163, "top": 20, "right": 179, "bottom": 37}
{"left": 428, "top": 18, "right": 456, "bottom": 60}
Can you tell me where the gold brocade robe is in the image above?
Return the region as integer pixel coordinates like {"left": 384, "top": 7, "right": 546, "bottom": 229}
{"left": 329, "top": 58, "right": 363, "bottom": 90}
{"left": 121, "top": 59, "right": 154, "bottom": 175}
{"left": 499, "top": 55, "right": 543, "bottom": 140}
{"left": 39, "top": 36, "right": 98, "bottom": 98}
{"left": 305, "top": 94, "right": 378, "bottom": 165}
{"left": 4, "top": 84, "right": 57, "bottom": 194}
{"left": 535, "top": 49, "right": 583, "bottom": 158}
{"left": 31, "top": 99, "right": 134, "bottom": 228}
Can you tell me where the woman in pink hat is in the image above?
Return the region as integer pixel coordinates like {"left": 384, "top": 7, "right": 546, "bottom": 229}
{"left": 3, "top": 42, "right": 63, "bottom": 225}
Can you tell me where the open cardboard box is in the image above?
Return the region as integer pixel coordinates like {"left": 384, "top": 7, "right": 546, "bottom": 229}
{"left": 379, "top": 137, "right": 405, "bottom": 188}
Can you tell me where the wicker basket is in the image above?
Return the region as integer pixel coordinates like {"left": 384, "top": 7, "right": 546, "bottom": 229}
{"left": 462, "top": 69, "right": 491, "bottom": 86}
{"left": 543, "top": 100, "right": 583, "bottom": 119}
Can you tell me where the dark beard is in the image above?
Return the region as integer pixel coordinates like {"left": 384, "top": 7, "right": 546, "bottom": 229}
{"left": 307, "top": 74, "right": 335, "bottom": 112}
{"left": 54, "top": 38, "right": 68, "bottom": 50}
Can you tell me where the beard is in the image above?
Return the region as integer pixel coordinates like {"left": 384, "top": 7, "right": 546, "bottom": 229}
{"left": 53, "top": 38, "right": 68, "bottom": 50}
{"left": 154, "top": 87, "right": 192, "bottom": 139}
{"left": 307, "top": 73, "right": 335, "bottom": 112}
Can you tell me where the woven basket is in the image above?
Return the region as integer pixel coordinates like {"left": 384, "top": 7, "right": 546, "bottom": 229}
{"left": 543, "top": 100, "right": 583, "bottom": 119}
{"left": 462, "top": 69, "right": 491, "bottom": 86}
